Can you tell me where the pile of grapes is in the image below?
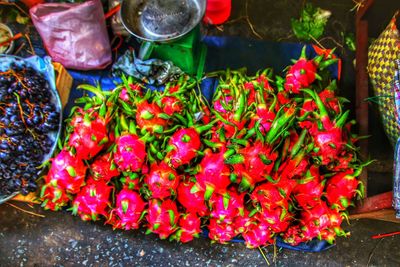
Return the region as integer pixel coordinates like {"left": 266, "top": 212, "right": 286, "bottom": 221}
{"left": 0, "top": 64, "right": 60, "bottom": 196}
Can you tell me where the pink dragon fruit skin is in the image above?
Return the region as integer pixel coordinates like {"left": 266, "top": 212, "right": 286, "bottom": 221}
{"left": 114, "top": 134, "right": 147, "bottom": 172}
{"left": 71, "top": 179, "right": 112, "bottom": 221}
{"left": 284, "top": 59, "right": 317, "bottom": 94}
{"left": 195, "top": 149, "right": 231, "bottom": 200}
{"left": 177, "top": 180, "right": 209, "bottom": 217}
{"left": 175, "top": 213, "right": 202, "bottom": 243}
{"left": 68, "top": 109, "right": 109, "bottom": 160}
{"left": 45, "top": 149, "right": 87, "bottom": 194}
{"left": 40, "top": 183, "right": 70, "bottom": 211}
{"left": 325, "top": 170, "right": 359, "bottom": 210}
{"left": 166, "top": 127, "right": 201, "bottom": 168}
{"left": 146, "top": 199, "right": 179, "bottom": 239}
{"left": 208, "top": 218, "right": 236, "bottom": 244}
{"left": 110, "top": 189, "right": 146, "bottom": 230}
{"left": 209, "top": 189, "right": 245, "bottom": 224}
{"left": 90, "top": 153, "right": 120, "bottom": 183}
{"left": 242, "top": 220, "right": 273, "bottom": 249}
{"left": 144, "top": 161, "right": 180, "bottom": 199}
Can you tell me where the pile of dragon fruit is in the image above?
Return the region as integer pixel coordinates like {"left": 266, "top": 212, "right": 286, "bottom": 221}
{"left": 40, "top": 48, "right": 366, "bottom": 248}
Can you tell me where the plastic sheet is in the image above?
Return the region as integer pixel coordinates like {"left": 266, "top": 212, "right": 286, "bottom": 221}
{"left": 30, "top": 0, "right": 112, "bottom": 70}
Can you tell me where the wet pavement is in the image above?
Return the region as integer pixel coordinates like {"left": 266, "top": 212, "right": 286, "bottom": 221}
{"left": 1, "top": 203, "right": 400, "bottom": 266}
{"left": 2, "top": 0, "right": 400, "bottom": 266}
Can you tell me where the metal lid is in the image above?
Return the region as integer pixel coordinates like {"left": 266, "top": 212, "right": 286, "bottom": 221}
{"left": 120, "top": 0, "right": 206, "bottom": 42}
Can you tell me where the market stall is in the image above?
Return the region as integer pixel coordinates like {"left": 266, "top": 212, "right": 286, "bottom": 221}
{"left": 1, "top": 0, "right": 400, "bottom": 263}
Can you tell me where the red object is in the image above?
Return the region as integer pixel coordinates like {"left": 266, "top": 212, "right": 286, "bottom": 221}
{"left": 372, "top": 231, "right": 400, "bottom": 239}
{"left": 105, "top": 3, "right": 121, "bottom": 19}
{"left": 203, "top": 0, "right": 231, "bottom": 25}
{"left": 21, "top": 0, "right": 44, "bottom": 8}
{"left": 0, "top": 32, "right": 23, "bottom": 48}
{"left": 312, "top": 44, "right": 342, "bottom": 81}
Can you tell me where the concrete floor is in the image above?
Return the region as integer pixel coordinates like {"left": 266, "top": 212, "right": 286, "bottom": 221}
{"left": 2, "top": 0, "right": 400, "bottom": 266}
{"left": 1, "top": 204, "right": 400, "bottom": 266}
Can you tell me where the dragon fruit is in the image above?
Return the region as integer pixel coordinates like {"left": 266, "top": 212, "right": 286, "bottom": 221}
{"left": 39, "top": 59, "right": 366, "bottom": 249}
{"left": 68, "top": 109, "right": 109, "bottom": 160}
{"left": 109, "top": 189, "right": 146, "bottom": 230}
{"left": 208, "top": 219, "right": 236, "bottom": 244}
{"left": 277, "top": 151, "right": 310, "bottom": 180}
{"left": 259, "top": 206, "right": 292, "bottom": 233}
{"left": 283, "top": 225, "right": 305, "bottom": 245}
{"left": 293, "top": 166, "right": 325, "bottom": 209}
{"left": 299, "top": 202, "right": 345, "bottom": 243}
{"left": 144, "top": 161, "right": 180, "bottom": 199}
{"left": 302, "top": 89, "right": 349, "bottom": 165}
{"left": 250, "top": 181, "right": 294, "bottom": 211}
{"left": 71, "top": 179, "right": 112, "bottom": 221}
{"left": 174, "top": 213, "right": 202, "bottom": 243}
{"left": 90, "top": 153, "right": 120, "bottom": 182}
{"left": 248, "top": 103, "right": 276, "bottom": 134}
{"left": 284, "top": 48, "right": 317, "bottom": 94}
{"left": 284, "top": 203, "right": 347, "bottom": 245}
{"left": 161, "top": 96, "right": 183, "bottom": 116}
{"left": 120, "top": 83, "right": 142, "bottom": 102}
{"left": 209, "top": 189, "right": 245, "bottom": 224}
{"left": 45, "top": 149, "right": 87, "bottom": 194}
{"left": 325, "top": 169, "right": 360, "bottom": 210}
{"left": 40, "top": 183, "right": 70, "bottom": 211}
{"left": 120, "top": 173, "right": 141, "bottom": 191}
{"left": 213, "top": 83, "right": 247, "bottom": 139}
{"left": 136, "top": 100, "right": 168, "bottom": 134}
{"left": 242, "top": 220, "right": 273, "bottom": 248}
{"left": 228, "top": 141, "right": 278, "bottom": 191}
{"left": 318, "top": 81, "right": 341, "bottom": 114}
{"left": 114, "top": 134, "right": 147, "bottom": 172}
{"left": 177, "top": 180, "right": 208, "bottom": 217}
{"left": 146, "top": 199, "right": 179, "bottom": 239}
{"left": 213, "top": 95, "right": 233, "bottom": 114}
{"left": 233, "top": 210, "right": 253, "bottom": 235}
{"left": 165, "top": 127, "right": 201, "bottom": 168}
{"left": 194, "top": 148, "right": 231, "bottom": 200}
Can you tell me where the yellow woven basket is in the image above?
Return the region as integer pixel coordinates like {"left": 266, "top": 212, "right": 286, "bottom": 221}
{"left": 368, "top": 11, "right": 400, "bottom": 146}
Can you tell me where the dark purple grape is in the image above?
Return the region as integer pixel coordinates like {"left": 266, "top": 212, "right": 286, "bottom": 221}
{"left": 0, "top": 65, "right": 60, "bottom": 196}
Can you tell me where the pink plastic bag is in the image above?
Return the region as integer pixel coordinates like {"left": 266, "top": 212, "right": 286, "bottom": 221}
{"left": 30, "top": 0, "right": 112, "bottom": 70}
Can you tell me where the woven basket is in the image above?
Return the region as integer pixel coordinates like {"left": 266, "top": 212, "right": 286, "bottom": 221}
{"left": 368, "top": 11, "right": 400, "bottom": 146}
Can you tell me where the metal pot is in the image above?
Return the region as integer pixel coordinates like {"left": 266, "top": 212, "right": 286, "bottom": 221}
{"left": 120, "top": 0, "right": 206, "bottom": 43}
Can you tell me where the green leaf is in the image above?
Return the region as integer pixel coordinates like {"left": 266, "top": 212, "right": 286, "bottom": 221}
{"left": 99, "top": 137, "right": 109, "bottom": 145}
{"left": 158, "top": 113, "right": 171, "bottom": 120}
{"left": 224, "top": 154, "right": 244, "bottom": 165}
{"left": 153, "top": 223, "right": 161, "bottom": 230}
{"left": 122, "top": 200, "right": 129, "bottom": 213}
{"left": 190, "top": 185, "right": 200, "bottom": 194}
{"left": 168, "top": 210, "right": 176, "bottom": 225}
{"left": 140, "top": 110, "right": 154, "bottom": 120}
{"left": 181, "top": 134, "right": 191, "bottom": 143}
{"left": 168, "top": 173, "right": 176, "bottom": 181}
{"left": 259, "top": 154, "right": 272, "bottom": 165}
{"left": 223, "top": 195, "right": 230, "bottom": 210}
{"left": 230, "top": 173, "right": 238, "bottom": 183}
{"left": 291, "top": 3, "right": 331, "bottom": 41}
{"left": 66, "top": 166, "right": 77, "bottom": 177}
{"left": 90, "top": 188, "right": 96, "bottom": 197}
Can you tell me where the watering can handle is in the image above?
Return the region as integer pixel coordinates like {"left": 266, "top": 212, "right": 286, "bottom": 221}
{"left": 139, "top": 41, "right": 155, "bottom": 60}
